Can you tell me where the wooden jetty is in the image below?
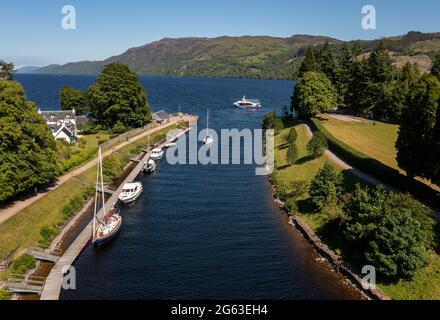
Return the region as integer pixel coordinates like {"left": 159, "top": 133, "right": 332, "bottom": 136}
{"left": 40, "top": 120, "right": 195, "bottom": 300}
{"left": 4, "top": 274, "right": 46, "bottom": 295}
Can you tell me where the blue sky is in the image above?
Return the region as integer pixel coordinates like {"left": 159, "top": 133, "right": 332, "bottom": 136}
{"left": 1, "top": 0, "right": 439, "bottom": 67}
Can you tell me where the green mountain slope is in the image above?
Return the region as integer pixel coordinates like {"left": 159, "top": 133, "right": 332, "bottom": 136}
{"left": 36, "top": 35, "right": 339, "bottom": 79}
{"left": 35, "top": 31, "right": 440, "bottom": 79}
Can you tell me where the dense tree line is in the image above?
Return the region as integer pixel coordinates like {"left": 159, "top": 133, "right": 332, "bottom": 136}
{"left": 61, "top": 63, "right": 152, "bottom": 132}
{"left": 396, "top": 73, "right": 440, "bottom": 186}
{"left": 292, "top": 42, "right": 440, "bottom": 186}
{"left": 292, "top": 41, "right": 424, "bottom": 122}
{"left": 0, "top": 78, "right": 60, "bottom": 202}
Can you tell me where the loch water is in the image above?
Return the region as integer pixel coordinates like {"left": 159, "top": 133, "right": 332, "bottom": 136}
{"left": 16, "top": 74, "right": 362, "bottom": 300}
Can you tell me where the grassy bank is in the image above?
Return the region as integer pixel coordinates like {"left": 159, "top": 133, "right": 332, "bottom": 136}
{"left": 318, "top": 114, "right": 439, "bottom": 192}
{"left": 0, "top": 123, "right": 180, "bottom": 283}
{"left": 274, "top": 121, "right": 440, "bottom": 300}
{"left": 57, "top": 132, "right": 111, "bottom": 173}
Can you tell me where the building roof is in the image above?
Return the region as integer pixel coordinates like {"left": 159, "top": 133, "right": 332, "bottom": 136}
{"left": 40, "top": 110, "right": 76, "bottom": 122}
{"left": 152, "top": 110, "right": 169, "bottom": 121}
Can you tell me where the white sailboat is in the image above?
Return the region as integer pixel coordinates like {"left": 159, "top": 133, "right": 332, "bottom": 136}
{"left": 203, "top": 109, "right": 214, "bottom": 145}
{"left": 92, "top": 148, "right": 122, "bottom": 247}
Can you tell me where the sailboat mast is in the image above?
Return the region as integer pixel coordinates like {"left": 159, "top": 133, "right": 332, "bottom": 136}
{"left": 206, "top": 109, "right": 209, "bottom": 137}
{"left": 92, "top": 148, "right": 100, "bottom": 239}
{"left": 99, "top": 148, "right": 106, "bottom": 218}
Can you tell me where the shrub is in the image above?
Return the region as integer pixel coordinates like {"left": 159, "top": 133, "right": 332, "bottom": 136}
{"left": 112, "top": 120, "right": 128, "bottom": 134}
{"left": 262, "top": 112, "right": 284, "bottom": 135}
{"left": 310, "top": 163, "right": 343, "bottom": 210}
{"left": 77, "top": 138, "right": 87, "bottom": 149}
{"left": 289, "top": 179, "right": 310, "bottom": 200}
{"left": 10, "top": 254, "right": 36, "bottom": 275}
{"left": 0, "top": 289, "right": 12, "bottom": 300}
{"left": 344, "top": 185, "right": 432, "bottom": 280}
{"left": 274, "top": 180, "right": 289, "bottom": 202}
{"left": 285, "top": 198, "right": 299, "bottom": 215}
{"left": 286, "top": 144, "right": 299, "bottom": 165}
{"left": 285, "top": 127, "right": 298, "bottom": 145}
{"left": 307, "top": 132, "right": 328, "bottom": 159}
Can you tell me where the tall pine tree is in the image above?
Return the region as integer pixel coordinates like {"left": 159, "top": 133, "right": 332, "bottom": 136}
{"left": 396, "top": 74, "right": 440, "bottom": 179}
{"left": 317, "top": 42, "right": 336, "bottom": 82}
{"left": 298, "top": 47, "right": 318, "bottom": 78}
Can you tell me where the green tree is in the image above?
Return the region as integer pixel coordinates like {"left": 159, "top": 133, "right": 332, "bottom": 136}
{"left": 60, "top": 86, "right": 87, "bottom": 113}
{"left": 292, "top": 72, "right": 337, "bottom": 118}
{"left": 262, "top": 112, "right": 284, "bottom": 134}
{"left": 307, "top": 132, "right": 328, "bottom": 159}
{"left": 111, "top": 120, "right": 128, "bottom": 134}
{"left": 298, "top": 47, "right": 318, "bottom": 78}
{"left": 0, "top": 60, "right": 14, "bottom": 80}
{"left": 396, "top": 74, "right": 440, "bottom": 179}
{"left": 344, "top": 185, "right": 432, "bottom": 280}
{"left": 286, "top": 143, "right": 298, "bottom": 165}
{"left": 285, "top": 127, "right": 297, "bottom": 145}
{"left": 0, "top": 80, "right": 60, "bottom": 201}
{"left": 309, "top": 162, "right": 342, "bottom": 210}
{"left": 317, "top": 42, "right": 336, "bottom": 82}
{"left": 88, "top": 63, "right": 152, "bottom": 128}
{"left": 431, "top": 51, "right": 440, "bottom": 80}
{"left": 335, "top": 43, "right": 353, "bottom": 104}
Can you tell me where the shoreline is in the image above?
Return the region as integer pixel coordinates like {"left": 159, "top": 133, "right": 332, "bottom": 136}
{"left": 272, "top": 190, "right": 390, "bottom": 300}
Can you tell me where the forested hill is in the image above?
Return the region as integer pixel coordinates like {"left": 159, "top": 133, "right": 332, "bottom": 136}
{"left": 35, "top": 35, "right": 339, "bottom": 79}
{"left": 35, "top": 31, "right": 440, "bottom": 79}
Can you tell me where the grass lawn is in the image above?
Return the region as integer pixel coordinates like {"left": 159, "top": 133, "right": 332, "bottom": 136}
{"left": 318, "top": 114, "right": 440, "bottom": 192}
{"left": 275, "top": 121, "right": 440, "bottom": 300}
{"left": 274, "top": 123, "right": 364, "bottom": 196}
{"left": 57, "top": 131, "right": 111, "bottom": 172}
{"left": 0, "top": 124, "right": 179, "bottom": 282}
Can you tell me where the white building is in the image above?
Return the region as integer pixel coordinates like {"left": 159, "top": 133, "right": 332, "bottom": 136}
{"left": 38, "top": 109, "right": 86, "bottom": 143}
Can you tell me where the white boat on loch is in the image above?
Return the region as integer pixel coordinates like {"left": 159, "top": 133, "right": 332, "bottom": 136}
{"left": 118, "top": 182, "right": 143, "bottom": 204}
{"left": 150, "top": 148, "right": 164, "bottom": 160}
{"left": 233, "top": 96, "right": 262, "bottom": 109}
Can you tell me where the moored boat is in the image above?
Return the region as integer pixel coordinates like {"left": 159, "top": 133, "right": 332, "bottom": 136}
{"left": 93, "top": 148, "right": 122, "bottom": 248}
{"left": 150, "top": 148, "right": 164, "bottom": 160}
{"left": 118, "top": 182, "right": 143, "bottom": 203}
{"left": 95, "top": 209, "right": 122, "bottom": 247}
{"left": 143, "top": 158, "right": 157, "bottom": 174}
{"left": 233, "top": 96, "right": 261, "bottom": 109}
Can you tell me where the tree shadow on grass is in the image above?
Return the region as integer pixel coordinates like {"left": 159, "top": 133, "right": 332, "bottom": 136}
{"left": 295, "top": 155, "right": 315, "bottom": 165}
{"left": 279, "top": 143, "right": 289, "bottom": 150}
{"left": 315, "top": 116, "right": 329, "bottom": 122}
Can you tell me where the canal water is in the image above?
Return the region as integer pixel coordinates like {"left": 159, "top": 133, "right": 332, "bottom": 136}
{"left": 16, "top": 74, "right": 362, "bottom": 300}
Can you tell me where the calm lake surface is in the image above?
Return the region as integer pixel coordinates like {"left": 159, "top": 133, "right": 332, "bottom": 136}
{"left": 16, "top": 74, "right": 361, "bottom": 300}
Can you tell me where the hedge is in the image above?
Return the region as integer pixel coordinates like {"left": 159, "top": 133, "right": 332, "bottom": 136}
{"left": 309, "top": 118, "right": 440, "bottom": 209}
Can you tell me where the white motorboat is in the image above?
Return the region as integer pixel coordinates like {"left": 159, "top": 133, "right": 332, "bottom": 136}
{"left": 150, "top": 148, "right": 164, "bottom": 160}
{"left": 93, "top": 148, "right": 122, "bottom": 247}
{"left": 204, "top": 109, "right": 214, "bottom": 145}
{"left": 233, "top": 96, "right": 261, "bottom": 109}
{"left": 164, "top": 142, "right": 176, "bottom": 149}
{"left": 143, "top": 159, "right": 156, "bottom": 174}
{"left": 118, "top": 182, "right": 143, "bottom": 204}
